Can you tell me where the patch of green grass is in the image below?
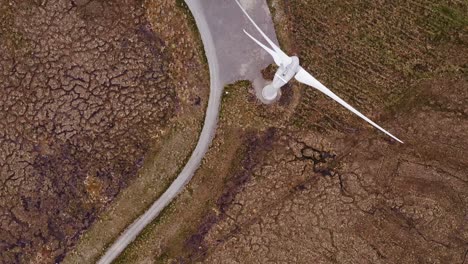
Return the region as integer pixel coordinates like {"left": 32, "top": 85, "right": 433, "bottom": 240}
{"left": 423, "top": 4, "right": 468, "bottom": 44}
{"left": 220, "top": 80, "right": 251, "bottom": 118}
{"left": 114, "top": 200, "right": 177, "bottom": 264}
{"left": 222, "top": 80, "right": 250, "bottom": 100}
{"left": 154, "top": 252, "right": 170, "bottom": 264}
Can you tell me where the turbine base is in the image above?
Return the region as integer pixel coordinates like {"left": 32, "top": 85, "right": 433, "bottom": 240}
{"left": 262, "top": 84, "right": 279, "bottom": 101}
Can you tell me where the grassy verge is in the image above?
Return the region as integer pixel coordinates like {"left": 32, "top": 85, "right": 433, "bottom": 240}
{"left": 175, "top": 0, "right": 208, "bottom": 65}
{"left": 113, "top": 81, "right": 254, "bottom": 263}
{"left": 113, "top": 73, "right": 299, "bottom": 262}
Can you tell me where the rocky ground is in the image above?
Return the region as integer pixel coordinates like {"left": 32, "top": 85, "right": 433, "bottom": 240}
{"left": 0, "top": 0, "right": 207, "bottom": 263}
{"left": 115, "top": 0, "right": 467, "bottom": 263}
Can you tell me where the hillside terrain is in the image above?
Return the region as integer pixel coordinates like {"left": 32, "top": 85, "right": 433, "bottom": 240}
{"left": 0, "top": 0, "right": 208, "bottom": 263}
{"left": 115, "top": 0, "right": 467, "bottom": 263}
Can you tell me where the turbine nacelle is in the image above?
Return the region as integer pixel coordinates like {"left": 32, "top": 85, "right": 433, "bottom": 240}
{"left": 263, "top": 56, "right": 300, "bottom": 101}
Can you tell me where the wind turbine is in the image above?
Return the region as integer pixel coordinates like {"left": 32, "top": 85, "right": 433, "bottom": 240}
{"left": 236, "top": 0, "right": 403, "bottom": 143}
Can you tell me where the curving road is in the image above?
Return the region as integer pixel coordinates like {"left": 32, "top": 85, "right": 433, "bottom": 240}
{"left": 96, "top": 2, "right": 221, "bottom": 263}
{"left": 97, "top": 1, "right": 278, "bottom": 263}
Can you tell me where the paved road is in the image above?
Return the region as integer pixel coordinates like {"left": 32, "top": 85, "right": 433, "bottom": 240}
{"left": 97, "top": 1, "right": 278, "bottom": 263}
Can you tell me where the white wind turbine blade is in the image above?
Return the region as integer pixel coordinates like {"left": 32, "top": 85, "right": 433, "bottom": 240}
{"left": 243, "top": 29, "right": 282, "bottom": 65}
{"left": 295, "top": 67, "right": 403, "bottom": 143}
{"left": 235, "top": 0, "right": 292, "bottom": 65}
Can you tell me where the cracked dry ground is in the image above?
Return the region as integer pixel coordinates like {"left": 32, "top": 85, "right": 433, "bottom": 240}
{"left": 175, "top": 1, "right": 468, "bottom": 264}
{"left": 0, "top": 0, "right": 205, "bottom": 263}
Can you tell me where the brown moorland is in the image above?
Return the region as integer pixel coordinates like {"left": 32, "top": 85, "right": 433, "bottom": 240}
{"left": 0, "top": 0, "right": 208, "bottom": 263}
{"left": 115, "top": 0, "right": 467, "bottom": 263}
